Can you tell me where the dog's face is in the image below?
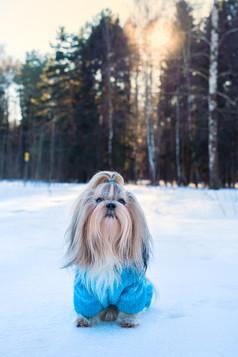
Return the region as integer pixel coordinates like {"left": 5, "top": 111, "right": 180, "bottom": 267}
{"left": 82, "top": 183, "right": 136, "bottom": 265}
{"left": 65, "top": 172, "right": 152, "bottom": 274}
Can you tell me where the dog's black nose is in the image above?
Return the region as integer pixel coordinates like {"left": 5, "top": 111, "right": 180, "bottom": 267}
{"left": 106, "top": 202, "right": 116, "bottom": 210}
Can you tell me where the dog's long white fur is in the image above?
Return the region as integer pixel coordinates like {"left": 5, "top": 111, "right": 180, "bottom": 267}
{"left": 65, "top": 171, "right": 152, "bottom": 326}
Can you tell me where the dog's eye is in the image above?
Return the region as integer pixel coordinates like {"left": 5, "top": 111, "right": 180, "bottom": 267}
{"left": 118, "top": 198, "right": 126, "bottom": 205}
{"left": 96, "top": 197, "right": 103, "bottom": 203}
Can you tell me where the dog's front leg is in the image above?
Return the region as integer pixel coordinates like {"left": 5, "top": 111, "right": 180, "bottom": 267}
{"left": 117, "top": 311, "right": 140, "bottom": 328}
{"left": 75, "top": 314, "right": 100, "bottom": 327}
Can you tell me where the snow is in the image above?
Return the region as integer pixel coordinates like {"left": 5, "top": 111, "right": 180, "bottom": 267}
{"left": 0, "top": 181, "right": 238, "bottom": 357}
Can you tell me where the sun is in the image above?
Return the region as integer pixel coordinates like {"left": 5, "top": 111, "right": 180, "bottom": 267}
{"left": 146, "top": 21, "right": 172, "bottom": 52}
{"left": 125, "top": 17, "right": 177, "bottom": 62}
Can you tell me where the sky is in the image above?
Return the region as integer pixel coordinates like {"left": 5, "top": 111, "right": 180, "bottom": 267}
{"left": 0, "top": 0, "right": 134, "bottom": 61}
{"left": 0, "top": 0, "right": 213, "bottom": 62}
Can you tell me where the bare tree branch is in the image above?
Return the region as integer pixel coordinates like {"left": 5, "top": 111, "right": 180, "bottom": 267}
{"left": 218, "top": 27, "right": 238, "bottom": 48}
{"left": 217, "top": 91, "right": 238, "bottom": 107}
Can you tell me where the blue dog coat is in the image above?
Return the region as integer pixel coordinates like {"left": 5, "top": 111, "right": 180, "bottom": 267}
{"left": 74, "top": 268, "right": 153, "bottom": 318}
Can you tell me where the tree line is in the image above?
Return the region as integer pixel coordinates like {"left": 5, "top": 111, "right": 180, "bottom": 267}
{"left": 0, "top": 0, "right": 238, "bottom": 187}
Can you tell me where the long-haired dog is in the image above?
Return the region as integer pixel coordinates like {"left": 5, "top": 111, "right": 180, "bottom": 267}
{"left": 64, "top": 171, "right": 153, "bottom": 328}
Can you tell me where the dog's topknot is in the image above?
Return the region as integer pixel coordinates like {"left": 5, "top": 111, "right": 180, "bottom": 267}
{"left": 88, "top": 171, "right": 124, "bottom": 189}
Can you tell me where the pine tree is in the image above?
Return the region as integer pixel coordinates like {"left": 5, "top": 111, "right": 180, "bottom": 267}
{"left": 86, "top": 11, "right": 133, "bottom": 178}
{"left": 15, "top": 51, "right": 47, "bottom": 179}
{"left": 217, "top": 0, "right": 238, "bottom": 186}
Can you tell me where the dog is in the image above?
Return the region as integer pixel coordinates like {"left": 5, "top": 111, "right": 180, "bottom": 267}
{"left": 64, "top": 171, "right": 153, "bottom": 328}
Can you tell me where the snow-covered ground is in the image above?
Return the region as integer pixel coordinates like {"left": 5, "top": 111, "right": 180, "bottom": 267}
{"left": 0, "top": 181, "right": 238, "bottom": 357}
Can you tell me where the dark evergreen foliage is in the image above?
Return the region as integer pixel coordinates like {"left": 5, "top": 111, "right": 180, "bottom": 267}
{"left": 0, "top": 3, "right": 238, "bottom": 186}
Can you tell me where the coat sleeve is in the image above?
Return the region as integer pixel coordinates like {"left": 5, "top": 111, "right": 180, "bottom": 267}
{"left": 73, "top": 277, "right": 103, "bottom": 318}
{"left": 116, "top": 276, "right": 153, "bottom": 315}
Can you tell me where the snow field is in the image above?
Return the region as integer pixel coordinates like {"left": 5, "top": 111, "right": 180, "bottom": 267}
{"left": 0, "top": 181, "right": 238, "bottom": 357}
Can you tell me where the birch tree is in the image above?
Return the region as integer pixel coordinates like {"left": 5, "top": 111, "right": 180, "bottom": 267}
{"left": 132, "top": 0, "right": 162, "bottom": 184}
{"left": 144, "top": 58, "right": 156, "bottom": 183}
{"left": 208, "top": 0, "right": 219, "bottom": 189}
{"left": 175, "top": 71, "right": 181, "bottom": 185}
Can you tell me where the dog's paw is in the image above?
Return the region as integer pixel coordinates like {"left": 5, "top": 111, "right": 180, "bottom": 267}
{"left": 118, "top": 317, "right": 140, "bottom": 328}
{"left": 117, "top": 311, "right": 140, "bottom": 328}
{"left": 75, "top": 314, "right": 100, "bottom": 327}
{"left": 75, "top": 316, "right": 91, "bottom": 327}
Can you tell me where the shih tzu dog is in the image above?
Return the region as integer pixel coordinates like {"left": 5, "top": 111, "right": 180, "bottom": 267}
{"left": 64, "top": 171, "right": 153, "bottom": 328}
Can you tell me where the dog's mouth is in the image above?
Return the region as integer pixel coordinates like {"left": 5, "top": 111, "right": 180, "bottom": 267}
{"left": 105, "top": 212, "right": 116, "bottom": 218}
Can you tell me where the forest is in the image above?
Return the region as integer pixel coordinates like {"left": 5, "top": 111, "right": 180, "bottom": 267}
{"left": 0, "top": 0, "right": 238, "bottom": 188}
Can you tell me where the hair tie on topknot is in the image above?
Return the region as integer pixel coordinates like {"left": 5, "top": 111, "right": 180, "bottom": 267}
{"left": 87, "top": 171, "right": 124, "bottom": 189}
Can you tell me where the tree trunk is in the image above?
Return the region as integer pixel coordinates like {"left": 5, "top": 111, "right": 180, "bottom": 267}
{"left": 208, "top": 0, "right": 219, "bottom": 189}
{"left": 105, "top": 18, "right": 113, "bottom": 169}
{"left": 134, "top": 66, "right": 139, "bottom": 183}
{"left": 49, "top": 117, "right": 56, "bottom": 183}
{"left": 183, "top": 28, "right": 200, "bottom": 185}
{"left": 145, "top": 62, "right": 156, "bottom": 184}
{"left": 149, "top": 62, "right": 156, "bottom": 184}
{"left": 35, "top": 127, "right": 44, "bottom": 180}
{"left": 175, "top": 85, "right": 181, "bottom": 186}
